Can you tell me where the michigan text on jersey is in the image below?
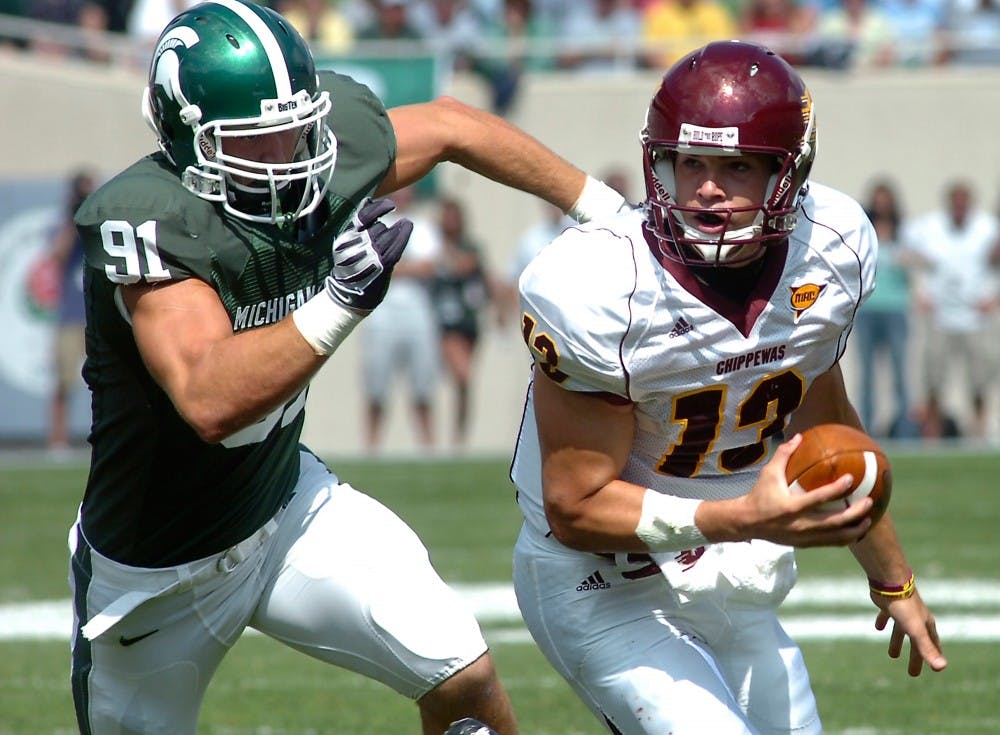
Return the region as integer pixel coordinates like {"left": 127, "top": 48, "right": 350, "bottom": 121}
{"left": 232, "top": 287, "right": 319, "bottom": 331}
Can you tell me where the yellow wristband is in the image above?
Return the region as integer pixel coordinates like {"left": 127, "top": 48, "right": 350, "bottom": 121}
{"left": 868, "top": 571, "right": 916, "bottom": 600}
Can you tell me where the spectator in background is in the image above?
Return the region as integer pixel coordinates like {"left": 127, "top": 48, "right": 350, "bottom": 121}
{"left": 128, "top": 0, "right": 198, "bottom": 51}
{"left": 27, "top": 0, "right": 111, "bottom": 61}
{"left": 598, "top": 165, "right": 633, "bottom": 206}
{"left": 430, "top": 198, "right": 494, "bottom": 447}
{"left": 502, "top": 167, "right": 632, "bottom": 323}
{"left": 811, "top": 0, "right": 896, "bottom": 68}
{"left": 853, "top": 178, "right": 923, "bottom": 438}
{"left": 77, "top": 0, "right": 112, "bottom": 62}
{"left": 473, "top": 0, "right": 555, "bottom": 114}
{"left": 942, "top": 0, "right": 1000, "bottom": 66}
{"left": 501, "top": 201, "right": 572, "bottom": 322}
{"left": 276, "top": 0, "right": 355, "bottom": 54}
{"left": 521, "top": 0, "right": 573, "bottom": 26}
{"left": 409, "top": 0, "right": 483, "bottom": 72}
{"left": 554, "top": 0, "right": 641, "bottom": 72}
{"left": 905, "top": 180, "right": 1000, "bottom": 440}
{"left": 738, "top": 0, "right": 817, "bottom": 65}
{"left": 0, "top": 0, "right": 29, "bottom": 52}
{"left": 48, "top": 168, "right": 95, "bottom": 451}
{"left": 356, "top": 0, "right": 422, "bottom": 42}
{"left": 638, "top": 0, "right": 737, "bottom": 70}
{"left": 877, "top": 0, "right": 948, "bottom": 66}
{"left": 360, "top": 185, "right": 442, "bottom": 452}
{"left": 96, "top": 0, "right": 135, "bottom": 32}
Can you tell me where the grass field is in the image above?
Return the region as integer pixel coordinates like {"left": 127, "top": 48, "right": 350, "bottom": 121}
{"left": 2, "top": 447, "right": 999, "bottom": 734}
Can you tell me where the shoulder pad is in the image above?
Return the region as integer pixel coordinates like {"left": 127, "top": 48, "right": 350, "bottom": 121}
{"left": 75, "top": 155, "right": 231, "bottom": 284}
{"left": 519, "top": 225, "right": 638, "bottom": 395}
{"left": 319, "top": 70, "right": 396, "bottom": 203}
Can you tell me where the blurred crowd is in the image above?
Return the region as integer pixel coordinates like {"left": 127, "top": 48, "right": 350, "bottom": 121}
{"left": 852, "top": 175, "right": 1000, "bottom": 443}
{"left": 15, "top": 0, "right": 1000, "bottom": 450}
{"left": 353, "top": 169, "right": 1000, "bottom": 451}
{"left": 5, "top": 0, "right": 1000, "bottom": 83}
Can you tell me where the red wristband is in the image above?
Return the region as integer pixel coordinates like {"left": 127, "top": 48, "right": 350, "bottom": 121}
{"left": 868, "top": 571, "right": 915, "bottom": 599}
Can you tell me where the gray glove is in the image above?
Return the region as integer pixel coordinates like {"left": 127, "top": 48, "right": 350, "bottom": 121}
{"left": 326, "top": 197, "right": 412, "bottom": 313}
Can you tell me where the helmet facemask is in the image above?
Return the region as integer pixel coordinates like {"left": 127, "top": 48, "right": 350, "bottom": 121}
{"left": 640, "top": 41, "right": 817, "bottom": 268}
{"left": 644, "top": 141, "right": 807, "bottom": 268}
{"left": 184, "top": 89, "right": 337, "bottom": 224}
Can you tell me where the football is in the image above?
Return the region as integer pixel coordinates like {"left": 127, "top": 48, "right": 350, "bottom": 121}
{"left": 785, "top": 423, "right": 892, "bottom": 524}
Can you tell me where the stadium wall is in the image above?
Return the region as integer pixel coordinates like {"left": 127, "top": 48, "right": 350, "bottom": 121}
{"left": 4, "top": 54, "right": 999, "bottom": 454}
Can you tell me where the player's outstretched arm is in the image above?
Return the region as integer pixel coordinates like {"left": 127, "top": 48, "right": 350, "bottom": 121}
{"left": 380, "top": 97, "right": 625, "bottom": 221}
{"left": 124, "top": 199, "right": 411, "bottom": 443}
{"left": 788, "top": 363, "right": 946, "bottom": 674}
{"left": 851, "top": 516, "right": 948, "bottom": 676}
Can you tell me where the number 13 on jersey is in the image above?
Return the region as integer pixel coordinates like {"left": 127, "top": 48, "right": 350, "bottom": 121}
{"left": 522, "top": 312, "right": 807, "bottom": 479}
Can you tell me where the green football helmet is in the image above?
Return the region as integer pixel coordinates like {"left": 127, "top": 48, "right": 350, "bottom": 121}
{"left": 141, "top": 0, "right": 337, "bottom": 224}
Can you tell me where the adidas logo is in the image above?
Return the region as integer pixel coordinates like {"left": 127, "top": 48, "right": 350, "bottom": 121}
{"left": 668, "top": 317, "right": 694, "bottom": 338}
{"left": 576, "top": 570, "right": 611, "bottom": 591}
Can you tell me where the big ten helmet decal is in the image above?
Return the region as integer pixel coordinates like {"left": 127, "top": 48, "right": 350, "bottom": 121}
{"left": 141, "top": 0, "right": 337, "bottom": 224}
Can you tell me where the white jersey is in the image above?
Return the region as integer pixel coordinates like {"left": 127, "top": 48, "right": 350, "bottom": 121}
{"left": 512, "top": 182, "right": 877, "bottom": 540}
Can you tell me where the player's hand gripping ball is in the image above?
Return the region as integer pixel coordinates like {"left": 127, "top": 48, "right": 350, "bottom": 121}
{"left": 785, "top": 424, "right": 892, "bottom": 524}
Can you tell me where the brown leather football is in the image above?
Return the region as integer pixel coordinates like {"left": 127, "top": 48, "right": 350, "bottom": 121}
{"left": 785, "top": 423, "right": 892, "bottom": 524}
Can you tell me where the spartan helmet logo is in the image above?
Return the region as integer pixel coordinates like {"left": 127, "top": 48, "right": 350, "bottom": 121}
{"left": 143, "top": 25, "right": 210, "bottom": 163}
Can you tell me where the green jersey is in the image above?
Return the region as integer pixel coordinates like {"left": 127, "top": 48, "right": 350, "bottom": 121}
{"left": 75, "top": 72, "right": 395, "bottom": 567}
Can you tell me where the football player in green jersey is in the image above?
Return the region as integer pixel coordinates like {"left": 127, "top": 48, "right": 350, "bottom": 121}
{"left": 67, "top": 1, "right": 627, "bottom": 733}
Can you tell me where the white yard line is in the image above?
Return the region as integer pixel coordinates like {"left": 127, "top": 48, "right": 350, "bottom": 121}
{"left": 4, "top": 579, "right": 999, "bottom": 642}
{"left": 486, "top": 614, "right": 1000, "bottom": 644}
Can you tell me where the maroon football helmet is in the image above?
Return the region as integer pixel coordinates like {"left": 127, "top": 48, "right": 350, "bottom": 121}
{"left": 641, "top": 41, "right": 816, "bottom": 267}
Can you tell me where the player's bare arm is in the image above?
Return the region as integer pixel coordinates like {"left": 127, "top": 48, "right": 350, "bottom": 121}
{"left": 534, "top": 366, "right": 871, "bottom": 553}
{"left": 122, "top": 197, "right": 408, "bottom": 444}
{"left": 786, "top": 362, "right": 864, "bottom": 433}
{"left": 843, "top": 488, "right": 948, "bottom": 676}
{"left": 788, "top": 363, "right": 947, "bottom": 675}
{"left": 380, "top": 98, "right": 593, "bottom": 214}
{"left": 123, "top": 279, "right": 323, "bottom": 443}
{"left": 534, "top": 366, "right": 648, "bottom": 551}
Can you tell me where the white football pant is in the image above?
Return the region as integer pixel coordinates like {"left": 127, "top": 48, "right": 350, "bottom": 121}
{"left": 512, "top": 525, "right": 822, "bottom": 735}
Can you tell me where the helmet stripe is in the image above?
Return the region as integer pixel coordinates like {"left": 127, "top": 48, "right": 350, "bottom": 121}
{"left": 210, "top": 0, "right": 292, "bottom": 98}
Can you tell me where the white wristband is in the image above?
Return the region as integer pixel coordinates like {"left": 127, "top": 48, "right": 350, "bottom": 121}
{"left": 291, "top": 291, "right": 364, "bottom": 356}
{"left": 635, "top": 488, "right": 708, "bottom": 551}
{"left": 566, "top": 175, "right": 628, "bottom": 223}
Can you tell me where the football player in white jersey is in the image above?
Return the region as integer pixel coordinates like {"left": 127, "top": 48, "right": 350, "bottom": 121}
{"left": 509, "top": 41, "right": 947, "bottom": 735}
